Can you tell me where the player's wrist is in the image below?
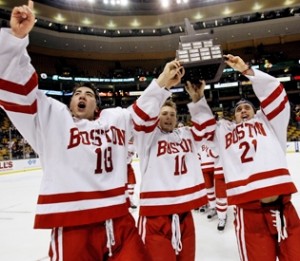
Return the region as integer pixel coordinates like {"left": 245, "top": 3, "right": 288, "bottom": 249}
{"left": 241, "top": 65, "right": 251, "bottom": 75}
{"left": 241, "top": 67, "right": 254, "bottom": 76}
{"left": 191, "top": 93, "right": 203, "bottom": 103}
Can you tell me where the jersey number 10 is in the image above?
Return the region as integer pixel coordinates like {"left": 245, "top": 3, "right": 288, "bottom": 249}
{"left": 174, "top": 155, "right": 187, "bottom": 175}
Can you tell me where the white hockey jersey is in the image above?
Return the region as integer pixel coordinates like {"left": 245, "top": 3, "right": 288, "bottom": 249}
{"left": 197, "top": 69, "right": 297, "bottom": 205}
{"left": 198, "top": 142, "right": 219, "bottom": 174}
{"left": 127, "top": 140, "right": 135, "bottom": 164}
{"left": 131, "top": 98, "right": 208, "bottom": 216}
{"left": 0, "top": 29, "right": 172, "bottom": 228}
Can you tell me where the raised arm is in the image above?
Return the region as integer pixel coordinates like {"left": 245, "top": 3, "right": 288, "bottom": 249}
{"left": 224, "top": 54, "right": 289, "bottom": 150}
{"left": 223, "top": 54, "right": 254, "bottom": 76}
{"left": 156, "top": 60, "right": 185, "bottom": 89}
{"left": 185, "top": 80, "right": 216, "bottom": 143}
{"left": 10, "top": 0, "right": 35, "bottom": 39}
{"left": 130, "top": 60, "right": 185, "bottom": 162}
{"left": 185, "top": 79, "right": 205, "bottom": 103}
{"left": 0, "top": 0, "right": 51, "bottom": 153}
{"left": 131, "top": 59, "right": 185, "bottom": 125}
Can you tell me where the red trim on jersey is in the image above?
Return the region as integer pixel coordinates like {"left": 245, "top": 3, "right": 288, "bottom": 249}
{"left": 132, "top": 118, "right": 159, "bottom": 133}
{"left": 0, "top": 99, "right": 37, "bottom": 114}
{"left": 34, "top": 202, "right": 129, "bottom": 228}
{"left": 265, "top": 95, "right": 289, "bottom": 121}
{"left": 37, "top": 186, "right": 126, "bottom": 204}
{"left": 140, "top": 183, "right": 205, "bottom": 199}
{"left": 226, "top": 168, "right": 298, "bottom": 205}
{"left": 214, "top": 166, "right": 224, "bottom": 179}
{"left": 192, "top": 118, "right": 216, "bottom": 132}
{"left": 216, "top": 206, "right": 227, "bottom": 213}
{"left": 260, "top": 84, "right": 283, "bottom": 108}
{"left": 214, "top": 166, "right": 223, "bottom": 172}
{"left": 201, "top": 162, "right": 215, "bottom": 173}
{"left": 260, "top": 83, "right": 289, "bottom": 121}
{"left": 132, "top": 101, "right": 158, "bottom": 122}
{"left": 201, "top": 162, "right": 214, "bottom": 167}
{"left": 0, "top": 72, "right": 38, "bottom": 95}
{"left": 191, "top": 129, "right": 214, "bottom": 142}
{"left": 226, "top": 168, "right": 290, "bottom": 189}
{"left": 0, "top": 72, "right": 38, "bottom": 114}
{"left": 228, "top": 183, "right": 297, "bottom": 205}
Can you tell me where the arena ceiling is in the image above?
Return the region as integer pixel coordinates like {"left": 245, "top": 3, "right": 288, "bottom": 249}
{"left": 0, "top": 0, "right": 300, "bottom": 60}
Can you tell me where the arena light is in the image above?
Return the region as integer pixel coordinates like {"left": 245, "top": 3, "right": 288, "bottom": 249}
{"left": 161, "top": 0, "right": 170, "bottom": 8}
{"left": 86, "top": 0, "right": 96, "bottom": 3}
{"left": 120, "top": 0, "right": 128, "bottom": 6}
{"left": 214, "top": 82, "right": 239, "bottom": 88}
{"left": 161, "top": 0, "right": 188, "bottom": 7}
{"left": 40, "top": 73, "right": 48, "bottom": 79}
{"left": 277, "top": 76, "right": 291, "bottom": 82}
{"left": 176, "top": 0, "right": 189, "bottom": 4}
{"left": 170, "top": 87, "right": 184, "bottom": 93}
{"left": 103, "top": 0, "right": 128, "bottom": 6}
{"left": 54, "top": 13, "right": 65, "bottom": 22}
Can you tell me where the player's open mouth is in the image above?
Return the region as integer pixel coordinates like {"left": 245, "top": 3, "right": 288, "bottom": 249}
{"left": 78, "top": 102, "right": 86, "bottom": 109}
{"left": 241, "top": 115, "right": 249, "bottom": 121}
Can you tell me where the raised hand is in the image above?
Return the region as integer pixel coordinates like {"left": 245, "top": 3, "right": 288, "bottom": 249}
{"left": 223, "top": 54, "right": 249, "bottom": 73}
{"left": 185, "top": 80, "right": 205, "bottom": 103}
{"left": 156, "top": 60, "right": 185, "bottom": 89}
{"left": 10, "top": 0, "right": 35, "bottom": 39}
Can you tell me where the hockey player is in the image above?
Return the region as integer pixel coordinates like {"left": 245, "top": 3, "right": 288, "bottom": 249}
{"left": 126, "top": 140, "right": 137, "bottom": 209}
{"left": 0, "top": 1, "right": 185, "bottom": 259}
{"left": 197, "top": 144, "right": 218, "bottom": 218}
{"left": 213, "top": 156, "right": 228, "bottom": 232}
{"left": 198, "top": 144, "right": 228, "bottom": 232}
{"left": 132, "top": 92, "right": 208, "bottom": 259}
{"left": 187, "top": 54, "right": 300, "bottom": 260}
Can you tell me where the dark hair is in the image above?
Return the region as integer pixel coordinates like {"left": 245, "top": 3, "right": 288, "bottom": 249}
{"left": 234, "top": 99, "right": 256, "bottom": 113}
{"left": 72, "top": 82, "right": 101, "bottom": 108}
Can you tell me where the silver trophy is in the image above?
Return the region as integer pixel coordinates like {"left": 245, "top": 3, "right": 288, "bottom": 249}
{"left": 176, "top": 18, "right": 226, "bottom": 83}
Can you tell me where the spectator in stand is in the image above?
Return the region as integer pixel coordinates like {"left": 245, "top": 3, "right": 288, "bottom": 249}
{"left": 295, "top": 105, "right": 300, "bottom": 130}
{"left": 0, "top": 1, "right": 184, "bottom": 259}
{"left": 189, "top": 54, "right": 300, "bottom": 260}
